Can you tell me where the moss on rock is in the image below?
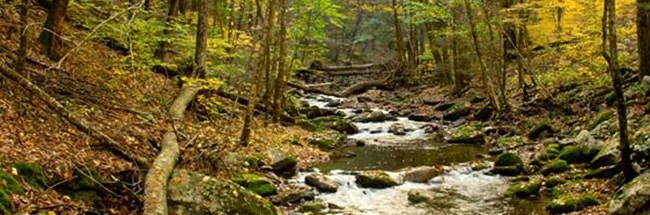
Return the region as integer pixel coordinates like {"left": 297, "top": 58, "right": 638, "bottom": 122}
{"left": 546, "top": 194, "right": 599, "bottom": 214}
{"left": 542, "top": 159, "right": 569, "bottom": 175}
{"left": 0, "top": 171, "right": 24, "bottom": 195}
{"left": 505, "top": 180, "right": 542, "bottom": 198}
{"left": 355, "top": 171, "right": 398, "bottom": 188}
{"left": 300, "top": 201, "right": 327, "bottom": 213}
{"left": 495, "top": 152, "right": 523, "bottom": 167}
{"left": 232, "top": 174, "right": 277, "bottom": 197}
{"left": 558, "top": 146, "right": 586, "bottom": 163}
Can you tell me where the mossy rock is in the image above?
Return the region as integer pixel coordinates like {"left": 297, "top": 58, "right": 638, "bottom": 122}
{"left": 296, "top": 119, "right": 322, "bottom": 132}
{"left": 541, "top": 159, "right": 569, "bottom": 175}
{"left": 447, "top": 124, "right": 485, "bottom": 144}
{"left": 545, "top": 177, "right": 564, "bottom": 188}
{"left": 0, "top": 171, "right": 24, "bottom": 195}
{"left": 558, "top": 146, "right": 586, "bottom": 164}
{"left": 538, "top": 147, "right": 561, "bottom": 161}
{"left": 546, "top": 194, "right": 599, "bottom": 214}
{"left": 168, "top": 169, "right": 278, "bottom": 215}
{"left": 13, "top": 163, "right": 47, "bottom": 189}
{"left": 300, "top": 201, "right": 327, "bottom": 213}
{"left": 494, "top": 152, "right": 523, "bottom": 167}
{"left": 355, "top": 171, "right": 398, "bottom": 188}
{"left": 232, "top": 174, "right": 276, "bottom": 197}
{"left": 243, "top": 153, "right": 266, "bottom": 168}
{"left": 505, "top": 180, "right": 542, "bottom": 198}
{"left": 496, "top": 136, "right": 525, "bottom": 148}
{"left": 588, "top": 110, "right": 615, "bottom": 130}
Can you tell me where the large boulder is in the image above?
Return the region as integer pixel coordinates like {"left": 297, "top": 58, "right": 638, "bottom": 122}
{"left": 167, "top": 169, "right": 277, "bottom": 215}
{"left": 608, "top": 172, "right": 650, "bottom": 215}
{"left": 353, "top": 111, "right": 395, "bottom": 123}
{"left": 231, "top": 174, "right": 277, "bottom": 196}
{"left": 267, "top": 148, "right": 298, "bottom": 175}
{"left": 402, "top": 166, "right": 442, "bottom": 183}
{"left": 355, "top": 170, "right": 399, "bottom": 188}
{"left": 305, "top": 174, "right": 338, "bottom": 193}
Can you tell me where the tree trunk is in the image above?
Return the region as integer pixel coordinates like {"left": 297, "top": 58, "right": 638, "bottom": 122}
{"left": 464, "top": 0, "right": 498, "bottom": 109}
{"left": 272, "top": 0, "right": 290, "bottom": 122}
{"left": 241, "top": 0, "right": 276, "bottom": 146}
{"left": 638, "top": 0, "right": 650, "bottom": 77}
{"left": 154, "top": 0, "right": 180, "bottom": 61}
{"left": 391, "top": 0, "right": 406, "bottom": 64}
{"left": 604, "top": 0, "right": 637, "bottom": 181}
{"left": 39, "top": 0, "right": 70, "bottom": 60}
{"left": 193, "top": 0, "right": 208, "bottom": 78}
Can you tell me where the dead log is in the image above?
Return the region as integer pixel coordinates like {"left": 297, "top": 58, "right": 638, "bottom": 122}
{"left": 287, "top": 81, "right": 341, "bottom": 97}
{"left": 0, "top": 63, "right": 151, "bottom": 167}
{"left": 310, "top": 61, "right": 377, "bottom": 72}
{"left": 340, "top": 79, "right": 392, "bottom": 97}
{"left": 143, "top": 85, "right": 200, "bottom": 215}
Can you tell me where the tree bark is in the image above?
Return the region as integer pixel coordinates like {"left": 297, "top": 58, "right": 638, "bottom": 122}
{"left": 464, "top": 0, "right": 498, "bottom": 109}
{"left": 0, "top": 64, "right": 150, "bottom": 167}
{"left": 39, "top": 0, "right": 70, "bottom": 60}
{"left": 604, "top": 0, "right": 637, "bottom": 181}
{"left": 272, "top": 0, "right": 290, "bottom": 122}
{"left": 144, "top": 1, "right": 208, "bottom": 213}
{"left": 143, "top": 85, "right": 199, "bottom": 215}
{"left": 391, "top": 0, "right": 406, "bottom": 64}
{"left": 637, "top": 0, "right": 650, "bottom": 77}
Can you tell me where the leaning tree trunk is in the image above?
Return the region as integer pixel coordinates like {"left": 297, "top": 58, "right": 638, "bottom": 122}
{"left": 39, "top": 0, "right": 70, "bottom": 60}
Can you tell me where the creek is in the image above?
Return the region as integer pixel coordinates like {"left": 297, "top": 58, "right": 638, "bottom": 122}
{"left": 292, "top": 94, "right": 548, "bottom": 215}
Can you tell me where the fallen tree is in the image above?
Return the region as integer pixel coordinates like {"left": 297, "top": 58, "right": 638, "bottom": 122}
{"left": 215, "top": 90, "right": 296, "bottom": 124}
{"left": 310, "top": 61, "right": 377, "bottom": 72}
{"left": 0, "top": 63, "right": 151, "bottom": 167}
{"left": 143, "top": 84, "right": 200, "bottom": 215}
{"left": 287, "top": 78, "right": 392, "bottom": 98}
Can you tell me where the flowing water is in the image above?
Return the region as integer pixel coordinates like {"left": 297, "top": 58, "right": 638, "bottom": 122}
{"left": 295, "top": 95, "right": 548, "bottom": 215}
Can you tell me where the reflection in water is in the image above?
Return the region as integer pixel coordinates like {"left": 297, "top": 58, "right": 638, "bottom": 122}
{"left": 317, "top": 144, "right": 488, "bottom": 173}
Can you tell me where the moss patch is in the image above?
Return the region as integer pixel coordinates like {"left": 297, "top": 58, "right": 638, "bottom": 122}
{"left": 300, "top": 201, "right": 327, "bottom": 213}
{"left": 495, "top": 152, "right": 523, "bottom": 167}
{"left": 496, "top": 136, "right": 525, "bottom": 148}
{"left": 232, "top": 174, "right": 276, "bottom": 197}
{"left": 542, "top": 159, "right": 569, "bottom": 175}
{"left": 546, "top": 194, "right": 599, "bottom": 214}
{"left": 505, "top": 180, "right": 542, "bottom": 198}
{"left": 558, "top": 146, "right": 585, "bottom": 163}
{"left": 13, "top": 163, "right": 47, "bottom": 188}
{"left": 0, "top": 171, "right": 24, "bottom": 195}
{"left": 355, "top": 171, "right": 398, "bottom": 188}
{"left": 588, "top": 109, "right": 614, "bottom": 130}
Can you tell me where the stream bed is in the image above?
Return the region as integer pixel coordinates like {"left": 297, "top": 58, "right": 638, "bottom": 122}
{"left": 293, "top": 95, "right": 548, "bottom": 215}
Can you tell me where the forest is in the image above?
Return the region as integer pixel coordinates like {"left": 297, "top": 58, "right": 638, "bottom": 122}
{"left": 1, "top": 0, "right": 650, "bottom": 214}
